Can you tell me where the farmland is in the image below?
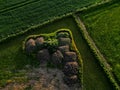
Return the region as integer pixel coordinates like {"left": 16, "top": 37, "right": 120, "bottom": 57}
{"left": 80, "top": 1, "right": 120, "bottom": 85}
{"left": 0, "top": 0, "right": 104, "bottom": 42}
{"left": 0, "top": 16, "right": 114, "bottom": 89}
{"left": 0, "top": 0, "right": 119, "bottom": 89}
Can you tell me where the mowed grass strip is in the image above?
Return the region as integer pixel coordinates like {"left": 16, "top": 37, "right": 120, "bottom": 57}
{"left": 80, "top": 1, "right": 120, "bottom": 84}
{"left": 0, "top": 16, "right": 113, "bottom": 89}
{"left": 0, "top": 0, "right": 104, "bottom": 41}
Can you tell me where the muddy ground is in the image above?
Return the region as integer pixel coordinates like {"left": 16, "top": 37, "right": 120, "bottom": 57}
{"left": 1, "top": 65, "right": 81, "bottom": 90}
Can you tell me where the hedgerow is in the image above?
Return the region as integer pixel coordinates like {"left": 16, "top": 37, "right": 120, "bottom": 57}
{"left": 23, "top": 29, "right": 83, "bottom": 87}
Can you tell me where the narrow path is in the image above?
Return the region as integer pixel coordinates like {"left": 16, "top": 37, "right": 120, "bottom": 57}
{"left": 74, "top": 14, "right": 112, "bottom": 71}
{"left": 72, "top": 15, "right": 118, "bottom": 89}
{"left": 0, "top": 0, "right": 39, "bottom": 13}
{"left": 73, "top": 14, "right": 119, "bottom": 89}
{"left": 0, "top": 0, "right": 30, "bottom": 10}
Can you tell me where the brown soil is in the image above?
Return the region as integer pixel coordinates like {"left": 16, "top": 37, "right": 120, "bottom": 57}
{"left": 1, "top": 65, "right": 81, "bottom": 90}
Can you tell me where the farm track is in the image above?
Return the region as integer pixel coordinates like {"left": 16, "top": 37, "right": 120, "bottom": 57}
{"left": 74, "top": 14, "right": 112, "bottom": 71}
{"left": 73, "top": 14, "right": 119, "bottom": 89}
{"left": 0, "top": 0, "right": 40, "bottom": 13}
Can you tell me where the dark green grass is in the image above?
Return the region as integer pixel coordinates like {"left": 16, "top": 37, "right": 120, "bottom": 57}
{"left": 80, "top": 2, "right": 120, "bottom": 83}
{"left": 0, "top": 16, "right": 113, "bottom": 89}
{"left": 0, "top": 0, "right": 36, "bottom": 10}
{"left": 0, "top": 0, "right": 104, "bottom": 41}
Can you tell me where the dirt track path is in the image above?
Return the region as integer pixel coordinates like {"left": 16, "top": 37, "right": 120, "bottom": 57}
{"left": 72, "top": 14, "right": 116, "bottom": 89}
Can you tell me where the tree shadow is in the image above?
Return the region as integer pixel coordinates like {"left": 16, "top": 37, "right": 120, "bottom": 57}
{"left": 13, "top": 47, "right": 39, "bottom": 70}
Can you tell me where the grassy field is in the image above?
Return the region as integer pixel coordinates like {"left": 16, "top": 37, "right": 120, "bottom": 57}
{"left": 0, "top": 0, "right": 36, "bottom": 10}
{"left": 0, "top": 0, "right": 104, "bottom": 41}
{"left": 80, "top": 1, "right": 120, "bottom": 84}
{"left": 0, "top": 16, "right": 114, "bottom": 89}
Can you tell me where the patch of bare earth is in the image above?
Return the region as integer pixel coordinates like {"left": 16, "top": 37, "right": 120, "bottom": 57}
{"left": 1, "top": 65, "right": 81, "bottom": 90}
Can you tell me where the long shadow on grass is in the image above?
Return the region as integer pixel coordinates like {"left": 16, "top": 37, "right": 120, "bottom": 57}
{"left": 13, "top": 48, "right": 40, "bottom": 69}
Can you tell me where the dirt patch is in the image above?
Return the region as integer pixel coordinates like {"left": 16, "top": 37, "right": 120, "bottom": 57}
{"left": 0, "top": 30, "right": 82, "bottom": 90}
{"left": 1, "top": 66, "right": 81, "bottom": 90}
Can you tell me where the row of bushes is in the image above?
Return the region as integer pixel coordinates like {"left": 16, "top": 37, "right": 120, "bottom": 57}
{"left": 22, "top": 29, "right": 69, "bottom": 50}
{"left": 23, "top": 29, "right": 83, "bottom": 88}
{"left": 73, "top": 15, "right": 119, "bottom": 90}
{"left": 66, "top": 29, "right": 83, "bottom": 88}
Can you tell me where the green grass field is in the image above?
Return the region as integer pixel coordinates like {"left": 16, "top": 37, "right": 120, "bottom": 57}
{"left": 80, "top": 1, "right": 120, "bottom": 84}
{"left": 0, "top": 0, "right": 104, "bottom": 41}
{"left": 0, "top": 16, "right": 113, "bottom": 89}
{"left": 0, "top": 0, "right": 119, "bottom": 89}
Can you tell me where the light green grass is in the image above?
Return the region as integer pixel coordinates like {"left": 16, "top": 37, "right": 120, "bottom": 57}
{"left": 0, "top": 0, "right": 104, "bottom": 41}
{"left": 0, "top": 16, "right": 113, "bottom": 89}
{"left": 81, "top": 1, "right": 120, "bottom": 84}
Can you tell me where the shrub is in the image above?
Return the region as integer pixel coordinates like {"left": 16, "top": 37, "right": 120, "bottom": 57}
{"left": 58, "top": 37, "right": 71, "bottom": 46}
{"left": 47, "top": 39, "right": 58, "bottom": 54}
{"left": 57, "top": 32, "right": 70, "bottom": 38}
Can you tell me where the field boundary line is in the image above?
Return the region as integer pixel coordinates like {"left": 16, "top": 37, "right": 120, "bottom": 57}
{"left": 0, "top": 12, "right": 74, "bottom": 43}
{"left": 73, "top": 14, "right": 119, "bottom": 90}
{"left": 74, "top": 0, "right": 116, "bottom": 14}
{"left": 0, "top": 0, "right": 34, "bottom": 11}
{"left": 0, "top": 0, "right": 112, "bottom": 14}
{"left": 0, "top": 0, "right": 40, "bottom": 13}
{"left": 0, "top": 0, "right": 115, "bottom": 43}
